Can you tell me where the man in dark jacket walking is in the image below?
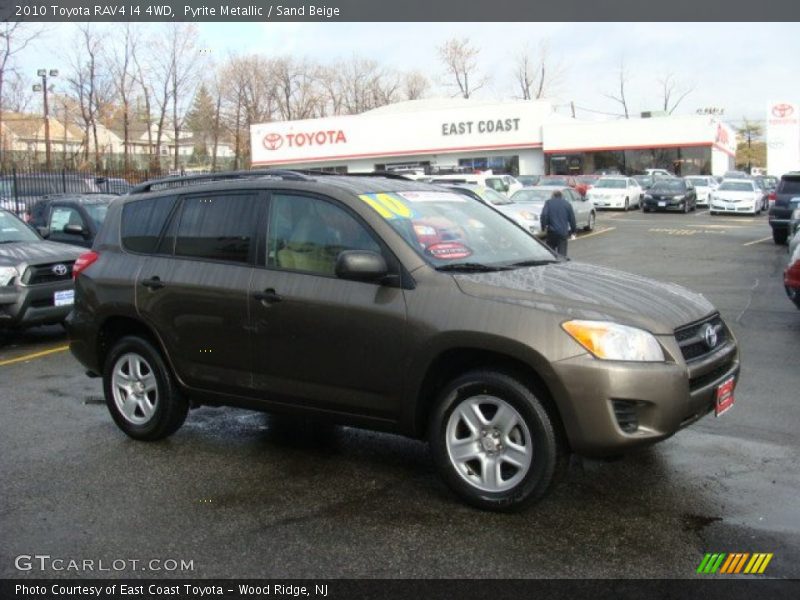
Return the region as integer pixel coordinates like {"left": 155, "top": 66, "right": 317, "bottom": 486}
{"left": 540, "top": 190, "right": 577, "bottom": 256}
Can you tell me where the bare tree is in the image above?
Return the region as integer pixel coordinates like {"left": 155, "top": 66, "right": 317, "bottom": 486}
{"left": 273, "top": 57, "right": 323, "bottom": 121}
{"left": 107, "top": 24, "right": 139, "bottom": 170}
{"left": 437, "top": 38, "right": 487, "bottom": 99}
{"left": 0, "top": 23, "right": 46, "bottom": 163}
{"left": 2, "top": 71, "right": 33, "bottom": 113}
{"left": 514, "top": 41, "right": 564, "bottom": 100}
{"left": 132, "top": 48, "right": 155, "bottom": 169}
{"left": 67, "top": 24, "right": 109, "bottom": 169}
{"left": 604, "top": 60, "right": 631, "bottom": 119}
{"left": 658, "top": 72, "right": 695, "bottom": 115}
{"left": 402, "top": 70, "right": 429, "bottom": 101}
{"left": 163, "top": 23, "right": 204, "bottom": 170}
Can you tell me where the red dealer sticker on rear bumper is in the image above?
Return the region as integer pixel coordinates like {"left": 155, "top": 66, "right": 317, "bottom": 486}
{"left": 715, "top": 376, "right": 736, "bottom": 417}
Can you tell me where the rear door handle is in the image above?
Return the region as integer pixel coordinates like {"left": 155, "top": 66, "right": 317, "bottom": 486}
{"left": 253, "top": 288, "right": 282, "bottom": 304}
{"left": 141, "top": 277, "right": 165, "bottom": 290}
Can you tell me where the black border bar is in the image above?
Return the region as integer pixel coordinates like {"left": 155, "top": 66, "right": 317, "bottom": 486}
{"left": 3, "top": 0, "right": 800, "bottom": 22}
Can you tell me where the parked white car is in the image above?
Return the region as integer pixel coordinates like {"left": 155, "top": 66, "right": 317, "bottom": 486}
{"left": 684, "top": 176, "right": 718, "bottom": 208}
{"left": 430, "top": 171, "right": 523, "bottom": 197}
{"left": 436, "top": 183, "right": 543, "bottom": 236}
{"left": 587, "top": 177, "right": 642, "bottom": 210}
{"left": 710, "top": 179, "right": 763, "bottom": 216}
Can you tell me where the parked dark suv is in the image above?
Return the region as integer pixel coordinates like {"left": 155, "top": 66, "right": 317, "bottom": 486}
{"left": 768, "top": 172, "right": 800, "bottom": 244}
{"left": 67, "top": 171, "right": 740, "bottom": 510}
{"left": 27, "top": 194, "right": 117, "bottom": 248}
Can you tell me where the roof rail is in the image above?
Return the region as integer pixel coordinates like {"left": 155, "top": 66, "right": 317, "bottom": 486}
{"left": 129, "top": 169, "right": 314, "bottom": 194}
{"left": 295, "top": 169, "right": 414, "bottom": 181}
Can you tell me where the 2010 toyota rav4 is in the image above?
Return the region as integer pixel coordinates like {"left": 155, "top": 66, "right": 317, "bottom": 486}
{"left": 67, "top": 171, "right": 740, "bottom": 511}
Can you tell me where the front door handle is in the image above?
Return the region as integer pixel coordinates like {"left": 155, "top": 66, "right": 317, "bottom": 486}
{"left": 254, "top": 288, "right": 282, "bottom": 304}
{"left": 141, "top": 276, "right": 165, "bottom": 290}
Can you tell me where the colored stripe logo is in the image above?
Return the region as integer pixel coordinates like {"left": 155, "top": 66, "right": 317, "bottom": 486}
{"left": 697, "top": 552, "right": 773, "bottom": 574}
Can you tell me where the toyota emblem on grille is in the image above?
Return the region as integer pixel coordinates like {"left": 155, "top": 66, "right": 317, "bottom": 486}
{"left": 52, "top": 264, "right": 68, "bottom": 276}
{"left": 702, "top": 323, "right": 718, "bottom": 349}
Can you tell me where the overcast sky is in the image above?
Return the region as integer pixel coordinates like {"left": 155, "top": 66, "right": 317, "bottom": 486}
{"left": 15, "top": 21, "right": 800, "bottom": 125}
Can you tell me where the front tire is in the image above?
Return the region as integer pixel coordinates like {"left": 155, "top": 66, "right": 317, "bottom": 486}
{"left": 103, "top": 335, "right": 188, "bottom": 441}
{"left": 428, "top": 369, "right": 564, "bottom": 511}
{"left": 773, "top": 228, "right": 788, "bottom": 245}
{"left": 585, "top": 211, "right": 596, "bottom": 232}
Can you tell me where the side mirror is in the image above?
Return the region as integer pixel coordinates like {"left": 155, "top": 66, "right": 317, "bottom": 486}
{"left": 64, "top": 223, "right": 88, "bottom": 237}
{"left": 335, "top": 250, "right": 388, "bottom": 283}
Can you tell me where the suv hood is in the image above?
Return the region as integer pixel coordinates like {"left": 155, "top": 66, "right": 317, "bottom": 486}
{"left": 0, "top": 240, "right": 84, "bottom": 267}
{"left": 454, "top": 261, "right": 714, "bottom": 334}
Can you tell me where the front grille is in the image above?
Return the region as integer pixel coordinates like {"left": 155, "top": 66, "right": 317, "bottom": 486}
{"left": 21, "top": 261, "right": 74, "bottom": 285}
{"left": 675, "top": 314, "right": 728, "bottom": 362}
{"left": 689, "top": 359, "right": 735, "bottom": 393}
{"left": 612, "top": 400, "right": 638, "bottom": 433}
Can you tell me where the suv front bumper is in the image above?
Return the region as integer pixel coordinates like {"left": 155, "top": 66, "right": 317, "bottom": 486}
{"left": 549, "top": 339, "right": 739, "bottom": 456}
{"left": 0, "top": 281, "right": 74, "bottom": 327}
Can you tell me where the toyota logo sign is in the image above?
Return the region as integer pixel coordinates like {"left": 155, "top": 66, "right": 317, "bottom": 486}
{"left": 52, "top": 264, "right": 68, "bottom": 277}
{"left": 262, "top": 133, "right": 284, "bottom": 151}
{"left": 772, "top": 104, "right": 794, "bottom": 118}
{"left": 702, "top": 323, "right": 719, "bottom": 349}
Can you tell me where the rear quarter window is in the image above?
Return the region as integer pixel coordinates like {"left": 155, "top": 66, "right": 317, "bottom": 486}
{"left": 778, "top": 178, "right": 800, "bottom": 195}
{"left": 121, "top": 196, "right": 178, "bottom": 253}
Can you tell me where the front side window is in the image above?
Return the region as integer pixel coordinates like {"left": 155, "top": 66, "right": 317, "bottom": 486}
{"left": 267, "top": 193, "right": 381, "bottom": 276}
{"left": 175, "top": 194, "right": 259, "bottom": 264}
{"left": 49, "top": 206, "right": 84, "bottom": 232}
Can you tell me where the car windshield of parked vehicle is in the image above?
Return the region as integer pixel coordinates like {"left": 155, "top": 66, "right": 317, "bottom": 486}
{"left": 650, "top": 181, "right": 686, "bottom": 193}
{"left": 594, "top": 179, "right": 627, "bottom": 189}
{"left": 0, "top": 210, "right": 39, "bottom": 243}
{"left": 517, "top": 176, "right": 539, "bottom": 186}
{"left": 358, "top": 190, "right": 555, "bottom": 269}
{"left": 510, "top": 189, "right": 553, "bottom": 203}
{"left": 686, "top": 177, "right": 709, "bottom": 186}
{"left": 476, "top": 187, "right": 513, "bottom": 205}
{"left": 540, "top": 177, "right": 568, "bottom": 186}
{"left": 718, "top": 181, "right": 754, "bottom": 192}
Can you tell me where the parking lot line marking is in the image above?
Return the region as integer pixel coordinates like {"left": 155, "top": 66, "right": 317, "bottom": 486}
{"left": 575, "top": 226, "right": 616, "bottom": 240}
{"left": 743, "top": 236, "right": 773, "bottom": 246}
{"left": 690, "top": 224, "right": 744, "bottom": 229}
{"left": 695, "top": 210, "right": 709, "bottom": 216}
{"left": 0, "top": 344, "right": 69, "bottom": 367}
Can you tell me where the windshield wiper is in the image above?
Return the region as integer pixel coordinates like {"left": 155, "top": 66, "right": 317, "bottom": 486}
{"left": 435, "top": 262, "right": 512, "bottom": 272}
{"left": 508, "top": 259, "right": 559, "bottom": 267}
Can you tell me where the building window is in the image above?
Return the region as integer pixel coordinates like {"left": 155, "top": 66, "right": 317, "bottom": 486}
{"left": 458, "top": 155, "right": 519, "bottom": 176}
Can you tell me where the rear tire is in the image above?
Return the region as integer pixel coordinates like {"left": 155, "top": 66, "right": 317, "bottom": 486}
{"left": 103, "top": 335, "right": 188, "bottom": 441}
{"left": 773, "top": 228, "right": 788, "bottom": 245}
{"left": 428, "top": 369, "right": 565, "bottom": 512}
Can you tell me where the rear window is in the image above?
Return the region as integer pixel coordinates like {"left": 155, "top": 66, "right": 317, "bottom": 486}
{"left": 778, "top": 178, "right": 800, "bottom": 195}
{"left": 121, "top": 196, "right": 177, "bottom": 254}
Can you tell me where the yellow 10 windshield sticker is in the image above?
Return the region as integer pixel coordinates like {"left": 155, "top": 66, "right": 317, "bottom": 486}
{"left": 358, "top": 193, "right": 414, "bottom": 220}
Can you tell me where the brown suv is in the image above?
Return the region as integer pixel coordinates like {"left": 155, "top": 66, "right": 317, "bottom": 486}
{"left": 67, "top": 171, "right": 740, "bottom": 511}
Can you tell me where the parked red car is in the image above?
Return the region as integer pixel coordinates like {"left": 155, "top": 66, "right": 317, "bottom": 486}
{"left": 785, "top": 242, "right": 800, "bottom": 309}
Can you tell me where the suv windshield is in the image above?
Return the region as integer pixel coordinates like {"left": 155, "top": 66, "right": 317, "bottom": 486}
{"left": 358, "top": 190, "right": 554, "bottom": 268}
{"left": 595, "top": 179, "right": 626, "bottom": 189}
{"left": 719, "top": 182, "right": 753, "bottom": 192}
{"left": 650, "top": 181, "right": 685, "bottom": 193}
{"left": 0, "top": 210, "right": 39, "bottom": 243}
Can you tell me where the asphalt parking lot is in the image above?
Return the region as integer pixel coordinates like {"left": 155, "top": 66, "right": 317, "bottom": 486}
{"left": 1, "top": 207, "right": 798, "bottom": 579}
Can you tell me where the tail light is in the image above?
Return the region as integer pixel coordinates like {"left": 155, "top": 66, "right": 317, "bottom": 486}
{"left": 768, "top": 191, "right": 777, "bottom": 207}
{"left": 73, "top": 251, "right": 99, "bottom": 279}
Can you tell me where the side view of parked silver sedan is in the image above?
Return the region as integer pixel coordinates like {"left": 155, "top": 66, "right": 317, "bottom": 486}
{"left": 510, "top": 185, "right": 597, "bottom": 235}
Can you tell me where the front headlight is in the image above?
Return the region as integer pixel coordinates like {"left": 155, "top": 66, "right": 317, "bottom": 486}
{"left": 519, "top": 211, "right": 539, "bottom": 221}
{"left": 562, "top": 320, "right": 665, "bottom": 362}
{"left": 673, "top": 195, "right": 685, "bottom": 201}
{"left": 644, "top": 194, "right": 652, "bottom": 199}
{"left": 0, "top": 266, "right": 19, "bottom": 286}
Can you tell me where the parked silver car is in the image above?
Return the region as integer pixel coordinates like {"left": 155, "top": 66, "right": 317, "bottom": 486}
{"left": 438, "top": 183, "right": 544, "bottom": 236}
{"left": 510, "top": 185, "right": 596, "bottom": 234}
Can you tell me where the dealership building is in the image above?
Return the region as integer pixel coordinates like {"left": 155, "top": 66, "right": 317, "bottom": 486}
{"left": 250, "top": 98, "right": 736, "bottom": 177}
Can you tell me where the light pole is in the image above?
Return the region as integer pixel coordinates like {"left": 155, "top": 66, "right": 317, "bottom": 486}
{"left": 32, "top": 68, "right": 58, "bottom": 170}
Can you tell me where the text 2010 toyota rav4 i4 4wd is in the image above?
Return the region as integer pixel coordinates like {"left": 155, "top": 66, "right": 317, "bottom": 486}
{"left": 67, "top": 172, "right": 740, "bottom": 511}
